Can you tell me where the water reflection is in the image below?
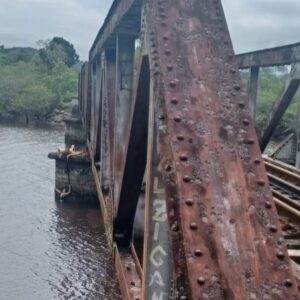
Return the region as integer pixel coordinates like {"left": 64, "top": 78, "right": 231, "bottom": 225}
{"left": 0, "top": 125, "right": 120, "bottom": 300}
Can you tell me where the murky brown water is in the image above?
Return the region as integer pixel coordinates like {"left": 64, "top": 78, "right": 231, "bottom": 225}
{"left": 0, "top": 125, "right": 121, "bottom": 300}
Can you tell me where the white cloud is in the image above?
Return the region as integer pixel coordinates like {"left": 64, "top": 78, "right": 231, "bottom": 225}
{"left": 0, "top": 0, "right": 299, "bottom": 59}
{"left": 222, "top": 0, "right": 300, "bottom": 53}
{"left": 0, "top": 0, "right": 111, "bottom": 60}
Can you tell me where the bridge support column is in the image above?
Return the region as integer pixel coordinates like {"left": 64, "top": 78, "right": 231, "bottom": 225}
{"left": 64, "top": 118, "right": 86, "bottom": 150}
{"left": 295, "top": 98, "right": 300, "bottom": 168}
{"left": 48, "top": 153, "right": 98, "bottom": 205}
{"left": 114, "top": 34, "right": 135, "bottom": 204}
{"left": 247, "top": 66, "right": 259, "bottom": 119}
{"left": 48, "top": 100, "right": 98, "bottom": 205}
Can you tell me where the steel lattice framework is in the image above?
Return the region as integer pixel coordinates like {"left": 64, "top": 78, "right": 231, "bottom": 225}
{"left": 78, "top": 0, "right": 300, "bottom": 299}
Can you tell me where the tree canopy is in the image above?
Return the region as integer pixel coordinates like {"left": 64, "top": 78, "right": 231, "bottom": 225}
{"left": 39, "top": 37, "right": 79, "bottom": 70}
{"left": 0, "top": 38, "right": 79, "bottom": 121}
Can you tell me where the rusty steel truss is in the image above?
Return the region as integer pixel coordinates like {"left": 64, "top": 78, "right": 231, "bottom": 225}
{"left": 78, "top": 0, "right": 300, "bottom": 299}
{"left": 237, "top": 43, "right": 300, "bottom": 155}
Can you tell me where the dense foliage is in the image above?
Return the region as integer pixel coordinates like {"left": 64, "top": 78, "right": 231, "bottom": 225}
{"left": 1, "top": 40, "right": 299, "bottom": 133}
{"left": 241, "top": 67, "right": 300, "bottom": 134}
{"left": 0, "top": 37, "right": 79, "bottom": 121}
{"left": 38, "top": 37, "right": 79, "bottom": 70}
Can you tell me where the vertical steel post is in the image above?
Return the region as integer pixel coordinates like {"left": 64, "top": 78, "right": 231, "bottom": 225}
{"left": 260, "top": 64, "right": 300, "bottom": 151}
{"left": 142, "top": 79, "right": 173, "bottom": 300}
{"left": 114, "top": 35, "right": 135, "bottom": 205}
{"left": 295, "top": 96, "right": 300, "bottom": 168}
{"left": 247, "top": 66, "right": 259, "bottom": 119}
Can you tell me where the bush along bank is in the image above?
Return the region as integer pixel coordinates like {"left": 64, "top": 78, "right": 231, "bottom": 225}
{"left": 0, "top": 38, "right": 81, "bottom": 125}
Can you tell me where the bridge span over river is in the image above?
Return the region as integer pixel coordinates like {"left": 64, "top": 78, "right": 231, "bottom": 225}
{"left": 51, "top": 0, "right": 300, "bottom": 299}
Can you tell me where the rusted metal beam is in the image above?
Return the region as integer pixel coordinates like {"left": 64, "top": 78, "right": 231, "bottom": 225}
{"left": 89, "top": 0, "right": 142, "bottom": 60}
{"left": 100, "top": 49, "right": 117, "bottom": 197}
{"left": 90, "top": 55, "right": 103, "bottom": 158}
{"left": 145, "top": 0, "right": 299, "bottom": 298}
{"left": 78, "top": 0, "right": 300, "bottom": 299}
{"left": 260, "top": 64, "right": 300, "bottom": 151}
{"left": 142, "top": 76, "right": 173, "bottom": 299}
{"left": 296, "top": 99, "right": 300, "bottom": 169}
{"left": 237, "top": 42, "right": 300, "bottom": 69}
{"left": 79, "top": 62, "right": 91, "bottom": 136}
{"left": 114, "top": 34, "right": 135, "bottom": 206}
{"left": 114, "top": 57, "right": 150, "bottom": 247}
{"left": 115, "top": 246, "right": 142, "bottom": 300}
{"left": 247, "top": 66, "right": 259, "bottom": 118}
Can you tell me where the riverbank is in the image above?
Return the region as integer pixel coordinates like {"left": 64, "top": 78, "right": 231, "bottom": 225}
{"left": 0, "top": 108, "right": 72, "bottom": 127}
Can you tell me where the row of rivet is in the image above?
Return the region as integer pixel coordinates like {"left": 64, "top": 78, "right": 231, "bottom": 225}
{"left": 155, "top": 0, "right": 207, "bottom": 296}
{"left": 157, "top": 0, "right": 293, "bottom": 295}
{"left": 240, "top": 100, "right": 288, "bottom": 263}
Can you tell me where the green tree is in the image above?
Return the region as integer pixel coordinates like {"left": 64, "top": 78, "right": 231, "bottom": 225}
{"left": 0, "top": 61, "right": 36, "bottom": 113}
{"left": 12, "top": 85, "right": 55, "bottom": 121}
{"left": 44, "top": 63, "right": 78, "bottom": 106}
{"left": 38, "top": 37, "right": 79, "bottom": 70}
{"left": 0, "top": 41, "right": 78, "bottom": 123}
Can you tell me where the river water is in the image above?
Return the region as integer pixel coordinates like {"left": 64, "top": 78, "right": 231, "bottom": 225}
{"left": 0, "top": 125, "right": 121, "bottom": 300}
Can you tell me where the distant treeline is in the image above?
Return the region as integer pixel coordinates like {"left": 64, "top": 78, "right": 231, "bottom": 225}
{"left": 0, "top": 41, "right": 299, "bottom": 133}
{"left": 0, "top": 37, "right": 81, "bottom": 122}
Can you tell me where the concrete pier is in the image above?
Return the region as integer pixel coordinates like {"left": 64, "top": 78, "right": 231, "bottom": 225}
{"left": 48, "top": 152, "right": 98, "bottom": 204}
{"left": 49, "top": 99, "right": 98, "bottom": 205}
{"left": 64, "top": 117, "right": 87, "bottom": 150}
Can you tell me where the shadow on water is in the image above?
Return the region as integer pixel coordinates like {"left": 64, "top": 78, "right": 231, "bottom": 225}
{"left": 48, "top": 202, "right": 121, "bottom": 300}
{"left": 0, "top": 124, "right": 121, "bottom": 300}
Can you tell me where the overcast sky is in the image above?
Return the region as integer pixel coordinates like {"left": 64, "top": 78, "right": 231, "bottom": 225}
{"left": 0, "top": 0, "right": 299, "bottom": 60}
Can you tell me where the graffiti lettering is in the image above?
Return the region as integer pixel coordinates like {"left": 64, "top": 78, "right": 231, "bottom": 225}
{"left": 152, "top": 199, "right": 167, "bottom": 222}
{"left": 151, "top": 292, "right": 167, "bottom": 300}
{"left": 150, "top": 245, "right": 167, "bottom": 267}
{"left": 149, "top": 270, "right": 164, "bottom": 287}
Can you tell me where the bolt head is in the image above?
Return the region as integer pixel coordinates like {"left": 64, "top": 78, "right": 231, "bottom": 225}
{"left": 194, "top": 249, "right": 203, "bottom": 257}
{"left": 284, "top": 279, "right": 293, "bottom": 287}
{"left": 185, "top": 199, "right": 194, "bottom": 206}
{"left": 265, "top": 201, "right": 272, "bottom": 209}
{"left": 183, "top": 176, "right": 191, "bottom": 183}
{"left": 257, "top": 179, "right": 265, "bottom": 186}
{"left": 276, "top": 251, "right": 285, "bottom": 260}
{"left": 197, "top": 277, "right": 206, "bottom": 285}
{"left": 190, "top": 223, "right": 198, "bottom": 230}
{"left": 269, "top": 225, "right": 277, "bottom": 233}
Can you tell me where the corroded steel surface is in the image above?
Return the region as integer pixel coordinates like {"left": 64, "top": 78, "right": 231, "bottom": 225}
{"left": 79, "top": 62, "right": 91, "bottom": 135}
{"left": 78, "top": 0, "right": 300, "bottom": 299}
{"left": 237, "top": 42, "right": 300, "bottom": 69}
{"left": 143, "top": 0, "right": 299, "bottom": 298}
{"left": 90, "top": 0, "right": 142, "bottom": 60}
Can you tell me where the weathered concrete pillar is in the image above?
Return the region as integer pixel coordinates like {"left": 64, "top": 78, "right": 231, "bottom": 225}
{"left": 48, "top": 153, "right": 98, "bottom": 205}
{"left": 64, "top": 118, "right": 86, "bottom": 150}
{"left": 48, "top": 99, "right": 98, "bottom": 205}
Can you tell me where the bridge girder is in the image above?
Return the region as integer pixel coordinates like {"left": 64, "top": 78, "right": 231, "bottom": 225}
{"left": 79, "top": 0, "right": 300, "bottom": 299}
